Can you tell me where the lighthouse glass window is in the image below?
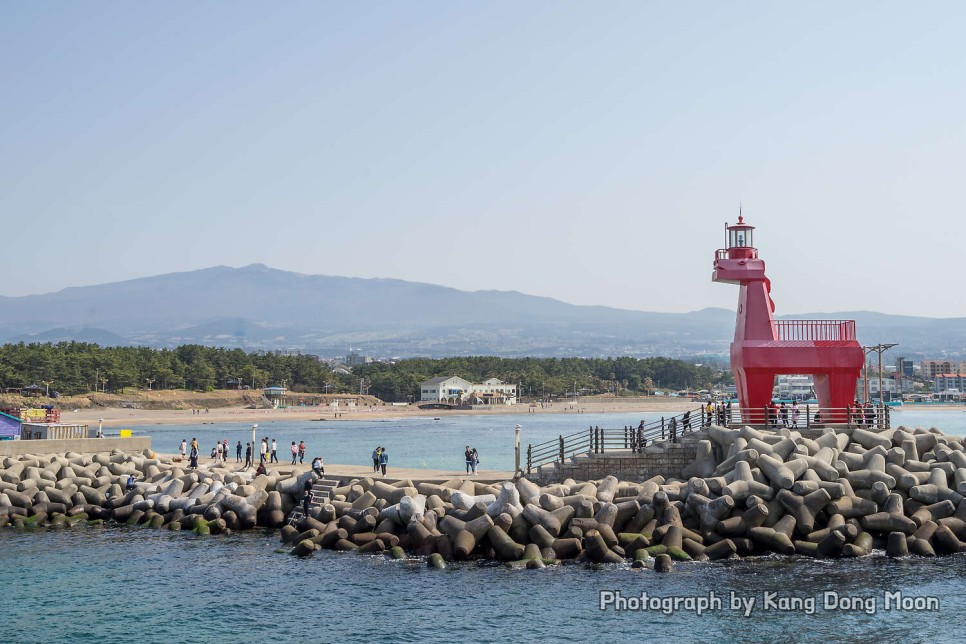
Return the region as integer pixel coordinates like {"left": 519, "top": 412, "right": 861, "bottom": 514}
{"left": 730, "top": 228, "right": 752, "bottom": 248}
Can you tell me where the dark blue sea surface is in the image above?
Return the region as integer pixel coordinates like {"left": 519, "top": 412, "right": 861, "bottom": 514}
{"left": 1, "top": 525, "right": 963, "bottom": 643}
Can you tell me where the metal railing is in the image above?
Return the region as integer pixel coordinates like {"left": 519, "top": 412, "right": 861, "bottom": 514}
{"left": 773, "top": 320, "right": 856, "bottom": 342}
{"left": 525, "top": 407, "right": 704, "bottom": 474}
{"left": 524, "top": 404, "right": 891, "bottom": 474}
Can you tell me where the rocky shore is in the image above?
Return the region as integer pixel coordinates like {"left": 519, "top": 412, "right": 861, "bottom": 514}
{"left": 3, "top": 422, "right": 966, "bottom": 572}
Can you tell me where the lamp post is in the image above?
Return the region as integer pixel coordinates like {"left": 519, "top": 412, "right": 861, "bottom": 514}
{"left": 864, "top": 343, "right": 898, "bottom": 417}
{"left": 98, "top": 418, "right": 104, "bottom": 439}
{"left": 514, "top": 424, "right": 522, "bottom": 473}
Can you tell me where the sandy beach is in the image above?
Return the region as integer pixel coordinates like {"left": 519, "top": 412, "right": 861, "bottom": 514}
{"left": 65, "top": 398, "right": 698, "bottom": 427}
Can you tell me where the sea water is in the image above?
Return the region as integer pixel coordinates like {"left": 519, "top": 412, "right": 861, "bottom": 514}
{"left": 1, "top": 527, "right": 964, "bottom": 643}
{"left": 4, "top": 408, "right": 966, "bottom": 642}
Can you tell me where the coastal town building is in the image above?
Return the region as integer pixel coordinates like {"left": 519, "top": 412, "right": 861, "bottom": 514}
{"left": 934, "top": 374, "right": 966, "bottom": 397}
{"left": 419, "top": 376, "right": 517, "bottom": 405}
{"left": 921, "top": 360, "right": 966, "bottom": 379}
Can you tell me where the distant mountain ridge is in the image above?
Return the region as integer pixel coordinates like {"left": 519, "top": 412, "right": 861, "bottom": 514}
{"left": 0, "top": 264, "right": 962, "bottom": 359}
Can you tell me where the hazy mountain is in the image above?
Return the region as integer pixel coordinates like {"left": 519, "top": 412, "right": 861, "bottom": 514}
{"left": 0, "top": 265, "right": 961, "bottom": 359}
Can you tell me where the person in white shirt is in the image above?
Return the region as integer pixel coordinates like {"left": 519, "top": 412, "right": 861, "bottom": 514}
{"left": 270, "top": 439, "right": 278, "bottom": 463}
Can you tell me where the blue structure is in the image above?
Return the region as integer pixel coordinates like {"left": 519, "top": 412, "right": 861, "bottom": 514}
{"left": 0, "top": 411, "right": 21, "bottom": 440}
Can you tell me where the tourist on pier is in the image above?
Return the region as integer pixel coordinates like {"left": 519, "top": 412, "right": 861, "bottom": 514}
{"left": 464, "top": 446, "right": 473, "bottom": 474}
{"left": 791, "top": 401, "right": 800, "bottom": 429}
{"left": 780, "top": 402, "right": 788, "bottom": 427}
{"left": 290, "top": 441, "right": 298, "bottom": 464}
{"left": 259, "top": 438, "right": 267, "bottom": 464}
{"left": 236, "top": 440, "right": 242, "bottom": 463}
{"left": 180, "top": 439, "right": 187, "bottom": 460}
{"left": 471, "top": 448, "right": 479, "bottom": 475}
{"left": 223, "top": 439, "right": 229, "bottom": 462}
{"left": 312, "top": 456, "right": 324, "bottom": 477}
{"left": 298, "top": 440, "right": 306, "bottom": 464}
{"left": 865, "top": 402, "right": 876, "bottom": 429}
{"left": 379, "top": 448, "right": 388, "bottom": 476}
{"left": 373, "top": 447, "right": 381, "bottom": 473}
{"left": 190, "top": 437, "right": 199, "bottom": 453}
{"left": 725, "top": 401, "right": 733, "bottom": 424}
{"left": 244, "top": 443, "right": 252, "bottom": 468}
{"left": 682, "top": 410, "right": 691, "bottom": 433}
{"left": 215, "top": 442, "right": 222, "bottom": 461}
{"left": 189, "top": 442, "right": 199, "bottom": 469}
{"left": 270, "top": 439, "right": 278, "bottom": 463}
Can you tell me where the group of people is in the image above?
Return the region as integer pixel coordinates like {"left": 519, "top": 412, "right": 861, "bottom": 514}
{"left": 180, "top": 438, "right": 200, "bottom": 469}
{"left": 371, "top": 447, "right": 389, "bottom": 476}
{"left": 765, "top": 401, "right": 802, "bottom": 429}
{"left": 290, "top": 440, "right": 307, "bottom": 464}
{"left": 464, "top": 446, "right": 480, "bottom": 474}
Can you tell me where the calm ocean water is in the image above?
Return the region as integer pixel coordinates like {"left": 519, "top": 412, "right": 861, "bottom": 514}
{"left": 4, "top": 407, "right": 965, "bottom": 642}
{"left": 1, "top": 527, "right": 964, "bottom": 643}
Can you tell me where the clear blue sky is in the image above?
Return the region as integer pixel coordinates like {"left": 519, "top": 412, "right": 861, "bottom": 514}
{"left": 2, "top": 3, "right": 964, "bottom": 317}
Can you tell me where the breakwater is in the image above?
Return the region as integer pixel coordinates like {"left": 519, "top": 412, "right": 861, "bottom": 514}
{"left": 3, "top": 421, "right": 966, "bottom": 571}
{"left": 284, "top": 422, "right": 966, "bottom": 567}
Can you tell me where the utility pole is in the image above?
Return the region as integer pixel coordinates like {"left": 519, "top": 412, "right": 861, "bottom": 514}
{"left": 864, "top": 343, "right": 898, "bottom": 407}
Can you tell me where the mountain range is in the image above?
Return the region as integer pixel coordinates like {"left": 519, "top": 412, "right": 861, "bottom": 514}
{"left": 0, "top": 264, "right": 962, "bottom": 360}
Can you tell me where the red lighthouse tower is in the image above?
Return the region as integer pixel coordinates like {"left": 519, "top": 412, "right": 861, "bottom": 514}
{"left": 713, "top": 216, "right": 864, "bottom": 422}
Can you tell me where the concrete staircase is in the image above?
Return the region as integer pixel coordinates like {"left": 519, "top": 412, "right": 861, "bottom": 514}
{"left": 287, "top": 477, "right": 340, "bottom": 525}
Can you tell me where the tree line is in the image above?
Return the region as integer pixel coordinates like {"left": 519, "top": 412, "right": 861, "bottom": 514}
{"left": 0, "top": 342, "right": 727, "bottom": 402}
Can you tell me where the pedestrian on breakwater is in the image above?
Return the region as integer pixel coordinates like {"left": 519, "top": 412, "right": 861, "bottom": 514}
{"left": 682, "top": 410, "right": 691, "bottom": 433}
{"left": 312, "top": 456, "right": 324, "bottom": 477}
{"left": 244, "top": 443, "right": 252, "bottom": 468}
{"left": 372, "top": 447, "right": 381, "bottom": 473}
{"left": 255, "top": 462, "right": 267, "bottom": 477}
{"left": 464, "top": 446, "right": 472, "bottom": 474}
{"left": 259, "top": 438, "right": 267, "bottom": 464}
{"left": 270, "top": 439, "right": 278, "bottom": 463}
{"left": 223, "top": 439, "right": 229, "bottom": 462}
{"left": 471, "top": 448, "right": 479, "bottom": 475}
{"left": 780, "top": 402, "right": 789, "bottom": 427}
{"left": 180, "top": 439, "right": 187, "bottom": 460}
{"left": 189, "top": 441, "right": 199, "bottom": 469}
{"left": 236, "top": 440, "right": 242, "bottom": 463}
{"left": 791, "top": 401, "right": 800, "bottom": 429}
{"left": 290, "top": 441, "right": 298, "bottom": 465}
{"left": 379, "top": 448, "right": 388, "bottom": 476}
{"left": 302, "top": 479, "right": 313, "bottom": 516}
{"left": 215, "top": 442, "right": 222, "bottom": 461}
{"left": 298, "top": 440, "right": 306, "bottom": 464}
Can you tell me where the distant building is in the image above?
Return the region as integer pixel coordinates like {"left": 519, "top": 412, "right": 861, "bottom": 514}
{"left": 419, "top": 376, "right": 517, "bottom": 405}
{"left": 921, "top": 360, "right": 966, "bottom": 379}
{"left": 345, "top": 352, "right": 373, "bottom": 366}
{"left": 895, "top": 356, "right": 915, "bottom": 378}
{"left": 935, "top": 374, "right": 966, "bottom": 395}
{"left": 775, "top": 375, "right": 813, "bottom": 400}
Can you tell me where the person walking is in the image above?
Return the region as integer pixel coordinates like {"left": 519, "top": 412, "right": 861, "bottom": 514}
{"left": 302, "top": 479, "right": 313, "bottom": 517}
{"left": 298, "top": 440, "right": 306, "bottom": 464}
{"left": 471, "top": 448, "right": 479, "bottom": 475}
{"left": 464, "top": 446, "right": 473, "bottom": 474}
{"left": 259, "top": 438, "right": 267, "bottom": 464}
{"left": 236, "top": 440, "right": 242, "bottom": 463}
{"left": 244, "top": 442, "right": 253, "bottom": 468}
{"left": 189, "top": 442, "right": 199, "bottom": 469}
{"left": 179, "top": 439, "right": 187, "bottom": 460}
{"left": 270, "top": 439, "right": 278, "bottom": 463}
{"left": 372, "top": 447, "right": 381, "bottom": 473}
{"left": 290, "top": 441, "right": 298, "bottom": 465}
{"left": 379, "top": 448, "right": 388, "bottom": 476}
{"left": 791, "top": 401, "right": 800, "bottom": 429}
{"left": 223, "top": 439, "right": 229, "bottom": 462}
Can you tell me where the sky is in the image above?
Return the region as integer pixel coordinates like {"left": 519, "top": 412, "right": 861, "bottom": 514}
{"left": 2, "top": 3, "right": 965, "bottom": 317}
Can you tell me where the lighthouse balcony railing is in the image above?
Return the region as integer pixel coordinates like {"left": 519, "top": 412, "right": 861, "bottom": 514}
{"left": 772, "top": 319, "right": 856, "bottom": 342}
{"left": 715, "top": 248, "right": 759, "bottom": 261}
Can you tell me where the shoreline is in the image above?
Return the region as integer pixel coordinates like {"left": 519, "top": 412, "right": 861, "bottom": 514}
{"left": 65, "top": 399, "right": 700, "bottom": 427}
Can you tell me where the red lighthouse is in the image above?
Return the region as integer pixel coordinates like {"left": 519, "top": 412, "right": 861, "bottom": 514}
{"left": 713, "top": 216, "right": 864, "bottom": 422}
